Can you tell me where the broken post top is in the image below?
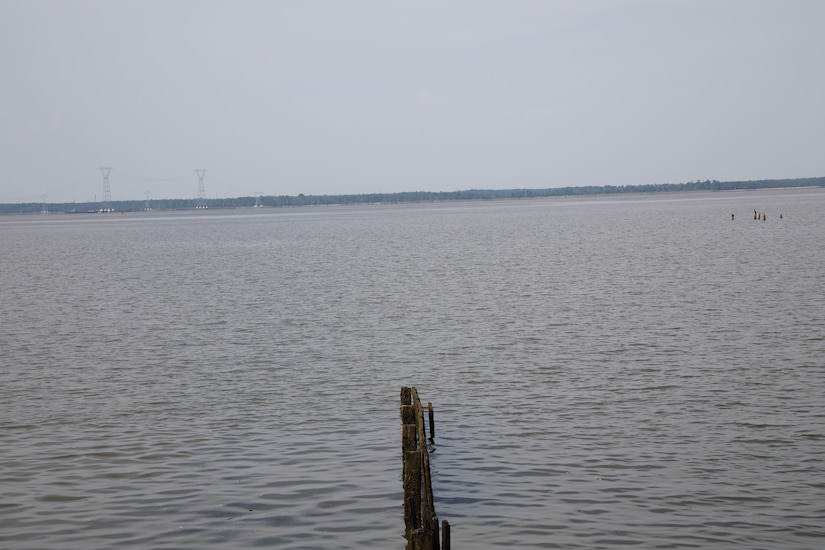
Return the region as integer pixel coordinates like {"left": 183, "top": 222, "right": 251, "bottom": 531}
{"left": 400, "top": 386, "right": 435, "bottom": 442}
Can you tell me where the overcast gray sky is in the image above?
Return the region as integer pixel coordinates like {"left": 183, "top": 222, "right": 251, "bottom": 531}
{"left": 2, "top": 0, "right": 824, "bottom": 203}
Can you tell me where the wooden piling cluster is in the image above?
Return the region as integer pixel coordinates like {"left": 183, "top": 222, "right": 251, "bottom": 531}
{"left": 401, "top": 386, "right": 449, "bottom": 550}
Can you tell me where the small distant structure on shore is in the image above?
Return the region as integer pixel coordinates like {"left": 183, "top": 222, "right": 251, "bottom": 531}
{"left": 99, "top": 166, "right": 114, "bottom": 212}
{"left": 195, "top": 169, "right": 208, "bottom": 209}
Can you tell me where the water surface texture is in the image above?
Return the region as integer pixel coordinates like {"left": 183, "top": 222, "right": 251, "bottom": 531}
{"left": 2, "top": 189, "right": 824, "bottom": 549}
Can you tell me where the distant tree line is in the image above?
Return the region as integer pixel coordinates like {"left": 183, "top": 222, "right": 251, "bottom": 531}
{"left": 3, "top": 176, "right": 824, "bottom": 215}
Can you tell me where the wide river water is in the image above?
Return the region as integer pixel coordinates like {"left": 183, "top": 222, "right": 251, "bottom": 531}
{"left": 2, "top": 189, "right": 824, "bottom": 549}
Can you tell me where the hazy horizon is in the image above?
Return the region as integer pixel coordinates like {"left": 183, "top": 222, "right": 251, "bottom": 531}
{"left": 2, "top": 0, "right": 824, "bottom": 203}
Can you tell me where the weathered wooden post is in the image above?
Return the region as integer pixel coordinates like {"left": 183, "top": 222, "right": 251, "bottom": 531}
{"left": 401, "top": 387, "right": 446, "bottom": 549}
{"left": 401, "top": 386, "right": 417, "bottom": 536}
{"left": 428, "top": 401, "right": 435, "bottom": 440}
{"left": 442, "top": 520, "right": 450, "bottom": 550}
{"left": 404, "top": 450, "right": 422, "bottom": 536}
{"left": 402, "top": 405, "right": 417, "bottom": 454}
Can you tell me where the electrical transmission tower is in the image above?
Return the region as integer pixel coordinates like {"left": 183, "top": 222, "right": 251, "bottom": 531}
{"left": 41, "top": 193, "right": 48, "bottom": 214}
{"left": 99, "top": 166, "right": 112, "bottom": 212}
{"left": 144, "top": 191, "right": 151, "bottom": 211}
{"left": 254, "top": 191, "right": 263, "bottom": 207}
{"left": 195, "top": 169, "right": 207, "bottom": 209}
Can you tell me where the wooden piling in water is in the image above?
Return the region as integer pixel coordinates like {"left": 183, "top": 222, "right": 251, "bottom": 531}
{"left": 404, "top": 450, "right": 422, "bottom": 533}
{"left": 401, "top": 386, "right": 447, "bottom": 549}
{"left": 428, "top": 402, "right": 435, "bottom": 439}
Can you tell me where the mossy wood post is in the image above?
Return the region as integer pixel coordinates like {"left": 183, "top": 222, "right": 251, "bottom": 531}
{"left": 411, "top": 388, "right": 435, "bottom": 532}
{"left": 404, "top": 450, "right": 422, "bottom": 537}
{"left": 401, "top": 387, "right": 416, "bottom": 529}
{"left": 401, "top": 406, "right": 416, "bottom": 476}
{"left": 401, "top": 386, "right": 441, "bottom": 550}
{"left": 401, "top": 386, "right": 412, "bottom": 407}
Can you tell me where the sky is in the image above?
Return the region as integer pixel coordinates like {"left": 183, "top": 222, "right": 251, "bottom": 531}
{"left": 1, "top": 0, "right": 824, "bottom": 203}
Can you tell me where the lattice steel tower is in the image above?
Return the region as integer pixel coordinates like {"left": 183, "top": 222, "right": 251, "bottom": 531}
{"left": 195, "top": 169, "right": 207, "bottom": 208}
{"left": 99, "top": 166, "right": 112, "bottom": 211}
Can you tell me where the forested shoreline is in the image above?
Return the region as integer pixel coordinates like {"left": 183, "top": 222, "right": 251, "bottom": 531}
{"left": 3, "top": 176, "right": 824, "bottom": 215}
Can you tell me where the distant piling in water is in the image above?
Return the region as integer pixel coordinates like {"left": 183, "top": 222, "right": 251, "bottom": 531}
{"left": 401, "top": 386, "right": 449, "bottom": 550}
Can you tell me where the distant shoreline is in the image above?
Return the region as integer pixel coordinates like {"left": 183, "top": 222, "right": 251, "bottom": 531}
{"left": 3, "top": 176, "right": 824, "bottom": 215}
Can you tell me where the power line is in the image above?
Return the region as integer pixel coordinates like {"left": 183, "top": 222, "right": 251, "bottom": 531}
{"left": 115, "top": 170, "right": 192, "bottom": 183}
